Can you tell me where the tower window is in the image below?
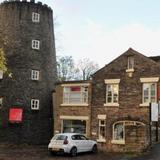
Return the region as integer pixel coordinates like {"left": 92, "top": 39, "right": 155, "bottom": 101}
{"left": 127, "top": 56, "right": 134, "bottom": 70}
{"left": 0, "top": 70, "right": 3, "bottom": 79}
{"left": 32, "top": 12, "right": 40, "bottom": 22}
{"left": 31, "top": 70, "right": 39, "bottom": 80}
{"left": 31, "top": 99, "right": 39, "bottom": 110}
{"left": 32, "top": 40, "right": 40, "bottom": 50}
{"left": 0, "top": 97, "right": 3, "bottom": 109}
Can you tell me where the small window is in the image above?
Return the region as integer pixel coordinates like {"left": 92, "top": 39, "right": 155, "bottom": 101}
{"left": 32, "top": 12, "right": 40, "bottom": 22}
{"left": 31, "top": 99, "right": 39, "bottom": 110}
{"left": 0, "top": 97, "right": 3, "bottom": 109}
{"left": 143, "top": 83, "right": 157, "bottom": 103}
{"left": 98, "top": 119, "right": 106, "bottom": 140}
{"left": 127, "top": 56, "right": 134, "bottom": 70}
{"left": 32, "top": 40, "right": 40, "bottom": 50}
{"left": 31, "top": 70, "right": 39, "bottom": 80}
{"left": 106, "top": 84, "right": 119, "bottom": 103}
{"left": 0, "top": 70, "right": 3, "bottom": 79}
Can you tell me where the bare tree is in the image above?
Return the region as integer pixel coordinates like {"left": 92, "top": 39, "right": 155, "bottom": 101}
{"left": 57, "top": 56, "right": 78, "bottom": 81}
{"left": 77, "top": 58, "right": 99, "bottom": 80}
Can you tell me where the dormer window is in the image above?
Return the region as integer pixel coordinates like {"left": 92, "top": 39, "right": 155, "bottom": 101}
{"left": 126, "top": 56, "right": 134, "bottom": 77}
{"left": 127, "top": 56, "right": 134, "bottom": 70}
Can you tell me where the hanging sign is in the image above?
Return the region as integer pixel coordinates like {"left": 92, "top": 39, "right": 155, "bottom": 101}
{"left": 151, "top": 103, "right": 158, "bottom": 122}
{"left": 9, "top": 108, "right": 23, "bottom": 123}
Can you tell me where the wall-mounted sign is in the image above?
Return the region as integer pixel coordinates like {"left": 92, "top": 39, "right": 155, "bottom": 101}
{"left": 151, "top": 103, "right": 158, "bottom": 122}
{"left": 70, "top": 86, "right": 81, "bottom": 91}
{"left": 9, "top": 108, "right": 23, "bottom": 123}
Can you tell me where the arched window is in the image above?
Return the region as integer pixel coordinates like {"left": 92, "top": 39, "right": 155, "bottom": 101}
{"left": 112, "top": 121, "right": 145, "bottom": 144}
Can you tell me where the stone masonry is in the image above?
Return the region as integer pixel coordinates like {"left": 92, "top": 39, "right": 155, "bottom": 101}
{"left": 0, "top": 0, "right": 56, "bottom": 144}
{"left": 54, "top": 48, "right": 160, "bottom": 152}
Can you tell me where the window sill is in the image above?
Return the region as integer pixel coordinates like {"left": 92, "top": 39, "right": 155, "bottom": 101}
{"left": 97, "top": 139, "right": 106, "bottom": 143}
{"left": 104, "top": 103, "right": 119, "bottom": 107}
{"left": 111, "top": 140, "right": 125, "bottom": 145}
{"left": 126, "top": 69, "right": 134, "bottom": 73}
{"left": 139, "top": 103, "right": 149, "bottom": 107}
{"left": 60, "top": 103, "right": 89, "bottom": 107}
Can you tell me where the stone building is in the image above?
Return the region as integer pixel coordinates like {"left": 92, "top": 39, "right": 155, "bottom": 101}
{"left": 53, "top": 48, "right": 160, "bottom": 152}
{"left": 53, "top": 81, "right": 92, "bottom": 137}
{"left": 0, "top": 0, "right": 56, "bottom": 144}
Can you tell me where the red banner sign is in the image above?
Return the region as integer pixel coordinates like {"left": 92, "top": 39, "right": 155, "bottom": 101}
{"left": 9, "top": 108, "right": 23, "bottom": 123}
{"left": 70, "top": 86, "right": 81, "bottom": 91}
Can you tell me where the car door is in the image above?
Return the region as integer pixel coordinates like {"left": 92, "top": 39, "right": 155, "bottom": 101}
{"left": 71, "top": 135, "right": 84, "bottom": 152}
{"left": 79, "top": 135, "right": 90, "bottom": 152}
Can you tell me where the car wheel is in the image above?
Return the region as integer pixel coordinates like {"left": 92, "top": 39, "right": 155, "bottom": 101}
{"left": 49, "top": 151, "right": 55, "bottom": 155}
{"left": 92, "top": 144, "right": 98, "bottom": 153}
{"left": 70, "top": 147, "right": 77, "bottom": 157}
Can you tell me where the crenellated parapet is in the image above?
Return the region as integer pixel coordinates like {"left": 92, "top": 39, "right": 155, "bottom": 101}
{"left": 0, "top": 0, "right": 52, "bottom": 11}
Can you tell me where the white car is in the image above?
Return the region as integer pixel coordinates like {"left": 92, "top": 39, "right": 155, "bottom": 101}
{"left": 48, "top": 133, "right": 97, "bottom": 156}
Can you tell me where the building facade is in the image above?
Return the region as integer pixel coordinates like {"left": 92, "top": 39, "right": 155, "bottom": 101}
{"left": 53, "top": 81, "right": 92, "bottom": 137}
{"left": 54, "top": 48, "right": 160, "bottom": 152}
{"left": 0, "top": 0, "right": 56, "bottom": 144}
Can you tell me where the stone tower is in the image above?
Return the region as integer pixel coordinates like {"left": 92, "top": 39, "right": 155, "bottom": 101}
{"left": 0, "top": 0, "right": 56, "bottom": 144}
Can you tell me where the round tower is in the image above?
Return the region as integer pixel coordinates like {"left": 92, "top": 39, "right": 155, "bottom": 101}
{"left": 0, "top": 0, "right": 56, "bottom": 144}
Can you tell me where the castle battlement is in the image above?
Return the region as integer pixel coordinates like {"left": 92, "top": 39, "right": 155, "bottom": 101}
{"left": 1, "top": 0, "right": 52, "bottom": 11}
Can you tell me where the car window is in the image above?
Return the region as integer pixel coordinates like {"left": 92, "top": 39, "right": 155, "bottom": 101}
{"left": 80, "top": 135, "right": 87, "bottom": 140}
{"left": 72, "top": 135, "right": 88, "bottom": 140}
{"left": 71, "top": 135, "right": 81, "bottom": 140}
{"left": 53, "top": 135, "right": 67, "bottom": 140}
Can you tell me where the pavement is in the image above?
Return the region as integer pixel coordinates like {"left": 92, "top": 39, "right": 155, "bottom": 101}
{"left": 0, "top": 143, "right": 160, "bottom": 160}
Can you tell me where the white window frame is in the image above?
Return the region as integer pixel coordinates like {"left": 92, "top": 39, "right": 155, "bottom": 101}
{"left": 60, "top": 118, "right": 87, "bottom": 135}
{"left": 142, "top": 83, "right": 157, "bottom": 104}
{"left": 111, "top": 121, "right": 145, "bottom": 144}
{"left": 0, "top": 70, "right": 3, "bottom": 79}
{"left": 32, "top": 40, "right": 40, "bottom": 50}
{"left": 0, "top": 97, "right": 3, "bottom": 109}
{"left": 140, "top": 77, "right": 159, "bottom": 106}
{"left": 112, "top": 122, "right": 125, "bottom": 144}
{"left": 31, "top": 70, "right": 39, "bottom": 80}
{"left": 127, "top": 56, "right": 134, "bottom": 70}
{"left": 31, "top": 99, "right": 39, "bottom": 110}
{"left": 104, "top": 79, "right": 120, "bottom": 107}
{"left": 62, "top": 85, "right": 89, "bottom": 106}
{"left": 32, "top": 12, "right": 40, "bottom": 22}
{"left": 97, "top": 115, "right": 106, "bottom": 142}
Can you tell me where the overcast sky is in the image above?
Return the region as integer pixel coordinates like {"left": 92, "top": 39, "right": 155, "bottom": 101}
{"left": 1, "top": 0, "right": 160, "bottom": 67}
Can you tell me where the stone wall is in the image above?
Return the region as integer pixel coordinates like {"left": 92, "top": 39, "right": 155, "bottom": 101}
{"left": 0, "top": 0, "right": 56, "bottom": 144}
{"left": 91, "top": 48, "right": 160, "bottom": 152}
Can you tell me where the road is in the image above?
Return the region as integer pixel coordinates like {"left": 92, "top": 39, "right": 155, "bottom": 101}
{"left": 0, "top": 143, "right": 160, "bottom": 160}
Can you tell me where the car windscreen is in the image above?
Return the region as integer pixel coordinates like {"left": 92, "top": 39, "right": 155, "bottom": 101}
{"left": 52, "top": 135, "right": 67, "bottom": 140}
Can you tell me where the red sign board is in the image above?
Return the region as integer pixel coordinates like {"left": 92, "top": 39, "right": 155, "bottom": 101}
{"left": 70, "top": 86, "right": 81, "bottom": 91}
{"left": 9, "top": 108, "right": 23, "bottom": 123}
